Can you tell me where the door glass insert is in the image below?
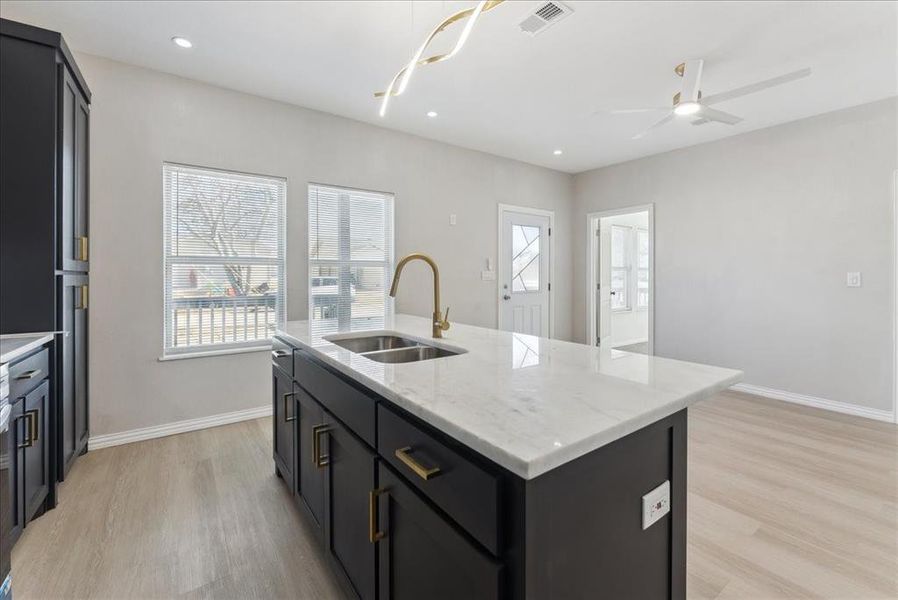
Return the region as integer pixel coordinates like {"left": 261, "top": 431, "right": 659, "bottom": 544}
{"left": 511, "top": 225, "right": 540, "bottom": 292}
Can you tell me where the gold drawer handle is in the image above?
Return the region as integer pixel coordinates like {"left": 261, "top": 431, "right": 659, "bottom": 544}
{"left": 26, "top": 409, "right": 39, "bottom": 442}
{"left": 80, "top": 285, "right": 89, "bottom": 310}
{"left": 17, "top": 412, "right": 35, "bottom": 449}
{"left": 77, "top": 236, "right": 89, "bottom": 261}
{"left": 15, "top": 369, "right": 42, "bottom": 381}
{"left": 395, "top": 446, "right": 440, "bottom": 480}
{"left": 283, "top": 392, "right": 296, "bottom": 422}
{"left": 368, "top": 487, "right": 386, "bottom": 543}
{"left": 313, "top": 424, "right": 332, "bottom": 469}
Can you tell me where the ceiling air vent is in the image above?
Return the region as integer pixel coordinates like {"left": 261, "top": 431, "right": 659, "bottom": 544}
{"left": 519, "top": 1, "right": 573, "bottom": 36}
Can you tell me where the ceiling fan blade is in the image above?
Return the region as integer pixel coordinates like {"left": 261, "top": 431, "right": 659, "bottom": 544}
{"left": 702, "top": 68, "right": 811, "bottom": 106}
{"left": 680, "top": 59, "right": 704, "bottom": 102}
{"left": 694, "top": 106, "right": 743, "bottom": 125}
{"left": 632, "top": 112, "right": 674, "bottom": 139}
{"left": 592, "top": 108, "right": 668, "bottom": 115}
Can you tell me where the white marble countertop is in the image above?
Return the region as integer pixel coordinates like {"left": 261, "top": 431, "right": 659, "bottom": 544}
{"left": 277, "top": 315, "right": 742, "bottom": 479}
{"left": 0, "top": 332, "right": 55, "bottom": 364}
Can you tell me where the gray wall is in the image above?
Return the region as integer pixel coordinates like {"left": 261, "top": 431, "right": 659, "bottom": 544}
{"left": 573, "top": 98, "right": 897, "bottom": 412}
{"left": 81, "top": 54, "right": 574, "bottom": 437}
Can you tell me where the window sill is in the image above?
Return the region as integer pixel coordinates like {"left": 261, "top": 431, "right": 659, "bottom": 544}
{"left": 158, "top": 343, "right": 272, "bottom": 362}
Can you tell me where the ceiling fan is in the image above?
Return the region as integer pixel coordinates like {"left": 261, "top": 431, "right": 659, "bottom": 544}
{"left": 608, "top": 60, "right": 812, "bottom": 139}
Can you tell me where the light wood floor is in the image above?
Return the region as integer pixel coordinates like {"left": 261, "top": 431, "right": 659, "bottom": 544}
{"left": 11, "top": 391, "right": 898, "bottom": 599}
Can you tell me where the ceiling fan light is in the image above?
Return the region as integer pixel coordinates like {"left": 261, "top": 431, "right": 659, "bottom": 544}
{"left": 674, "top": 101, "right": 701, "bottom": 116}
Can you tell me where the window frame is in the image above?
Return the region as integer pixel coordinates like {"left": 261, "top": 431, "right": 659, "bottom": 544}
{"left": 307, "top": 183, "right": 395, "bottom": 333}
{"left": 162, "top": 162, "right": 287, "bottom": 357}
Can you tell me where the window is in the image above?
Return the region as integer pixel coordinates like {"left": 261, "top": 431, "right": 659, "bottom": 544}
{"left": 636, "top": 228, "right": 649, "bottom": 309}
{"left": 308, "top": 184, "right": 394, "bottom": 336}
{"left": 511, "top": 225, "right": 541, "bottom": 292}
{"left": 610, "top": 225, "right": 630, "bottom": 311}
{"left": 163, "top": 163, "right": 285, "bottom": 355}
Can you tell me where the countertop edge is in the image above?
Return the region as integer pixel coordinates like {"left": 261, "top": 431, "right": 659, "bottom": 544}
{"left": 0, "top": 332, "right": 55, "bottom": 364}
{"left": 275, "top": 326, "right": 744, "bottom": 480}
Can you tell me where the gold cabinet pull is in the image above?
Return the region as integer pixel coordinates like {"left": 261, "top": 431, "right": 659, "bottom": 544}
{"left": 395, "top": 446, "right": 440, "bottom": 480}
{"left": 17, "top": 412, "right": 35, "bottom": 449}
{"left": 15, "top": 369, "right": 42, "bottom": 381}
{"left": 77, "top": 236, "right": 89, "bottom": 261}
{"left": 368, "top": 488, "right": 386, "bottom": 543}
{"left": 312, "top": 424, "right": 332, "bottom": 469}
{"left": 26, "top": 409, "right": 39, "bottom": 443}
{"left": 80, "top": 285, "right": 89, "bottom": 310}
{"left": 283, "top": 392, "right": 296, "bottom": 422}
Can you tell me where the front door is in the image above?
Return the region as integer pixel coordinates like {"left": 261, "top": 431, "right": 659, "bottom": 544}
{"left": 499, "top": 209, "right": 551, "bottom": 337}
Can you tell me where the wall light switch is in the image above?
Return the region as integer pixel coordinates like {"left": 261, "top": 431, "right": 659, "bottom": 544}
{"left": 450, "top": 214, "right": 457, "bottom": 226}
{"left": 846, "top": 272, "right": 862, "bottom": 288}
{"left": 642, "top": 480, "right": 670, "bottom": 530}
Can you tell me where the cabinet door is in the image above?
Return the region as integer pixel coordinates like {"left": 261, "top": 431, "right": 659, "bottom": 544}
{"left": 295, "top": 385, "right": 326, "bottom": 537}
{"left": 22, "top": 380, "right": 50, "bottom": 521}
{"left": 377, "top": 463, "right": 501, "bottom": 600}
{"left": 323, "top": 417, "right": 377, "bottom": 600}
{"left": 272, "top": 366, "right": 295, "bottom": 491}
{"left": 58, "top": 66, "right": 89, "bottom": 272}
{"left": 59, "top": 273, "right": 88, "bottom": 479}
{"left": 4, "top": 397, "right": 25, "bottom": 547}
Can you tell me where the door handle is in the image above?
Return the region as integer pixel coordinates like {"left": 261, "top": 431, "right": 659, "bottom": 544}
{"left": 282, "top": 392, "right": 296, "bottom": 422}
{"left": 368, "top": 488, "right": 386, "bottom": 543}
{"left": 312, "top": 424, "right": 332, "bottom": 468}
{"left": 395, "top": 446, "right": 441, "bottom": 480}
{"left": 503, "top": 294, "right": 511, "bottom": 300}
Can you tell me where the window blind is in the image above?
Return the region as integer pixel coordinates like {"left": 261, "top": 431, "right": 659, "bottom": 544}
{"left": 163, "top": 163, "right": 286, "bottom": 355}
{"left": 308, "top": 183, "right": 394, "bottom": 337}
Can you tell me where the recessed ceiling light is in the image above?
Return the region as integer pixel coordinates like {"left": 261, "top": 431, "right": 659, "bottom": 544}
{"left": 171, "top": 36, "right": 193, "bottom": 49}
{"left": 426, "top": 111, "right": 438, "bottom": 118}
{"left": 553, "top": 149, "right": 563, "bottom": 156}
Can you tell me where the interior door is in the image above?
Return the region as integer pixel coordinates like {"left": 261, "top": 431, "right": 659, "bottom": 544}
{"left": 598, "top": 219, "right": 612, "bottom": 346}
{"left": 499, "top": 210, "right": 551, "bottom": 336}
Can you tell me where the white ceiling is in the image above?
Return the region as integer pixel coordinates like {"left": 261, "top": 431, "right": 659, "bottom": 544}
{"left": 2, "top": 1, "right": 896, "bottom": 173}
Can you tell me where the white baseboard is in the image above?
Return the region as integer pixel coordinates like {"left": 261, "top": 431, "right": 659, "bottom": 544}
{"left": 730, "top": 383, "right": 895, "bottom": 423}
{"left": 88, "top": 405, "right": 272, "bottom": 451}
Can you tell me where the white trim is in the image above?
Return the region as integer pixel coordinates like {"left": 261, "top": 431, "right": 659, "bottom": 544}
{"left": 158, "top": 343, "right": 271, "bottom": 361}
{"left": 730, "top": 383, "right": 895, "bottom": 423}
{"left": 88, "top": 405, "right": 272, "bottom": 451}
{"left": 496, "top": 204, "right": 555, "bottom": 338}
{"left": 586, "top": 204, "right": 654, "bottom": 354}
{"left": 611, "top": 337, "right": 649, "bottom": 349}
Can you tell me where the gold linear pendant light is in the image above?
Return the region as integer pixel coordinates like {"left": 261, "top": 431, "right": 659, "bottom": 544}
{"left": 376, "top": 0, "right": 504, "bottom": 117}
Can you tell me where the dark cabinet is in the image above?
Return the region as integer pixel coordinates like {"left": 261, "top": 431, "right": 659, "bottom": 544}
{"left": 22, "top": 381, "right": 50, "bottom": 521}
{"left": 322, "top": 416, "right": 377, "bottom": 600}
{"left": 59, "top": 66, "right": 90, "bottom": 272}
{"left": 59, "top": 274, "right": 88, "bottom": 476}
{"left": 6, "top": 397, "right": 25, "bottom": 548}
{"left": 272, "top": 366, "right": 295, "bottom": 491}
{"left": 295, "top": 385, "right": 326, "bottom": 537}
{"left": 1, "top": 18, "right": 91, "bottom": 483}
{"left": 377, "top": 463, "right": 501, "bottom": 600}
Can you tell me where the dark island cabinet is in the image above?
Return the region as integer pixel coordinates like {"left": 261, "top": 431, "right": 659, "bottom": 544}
{"left": 22, "top": 380, "right": 51, "bottom": 522}
{"left": 295, "top": 385, "right": 326, "bottom": 537}
{"left": 272, "top": 336, "right": 687, "bottom": 600}
{"left": 59, "top": 273, "right": 89, "bottom": 475}
{"left": 376, "top": 463, "right": 502, "bottom": 600}
{"left": 6, "top": 397, "right": 25, "bottom": 548}
{"left": 322, "top": 415, "right": 377, "bottom": 600}
{"left": 272, "top": 365, "right": 295, "bottom": 492}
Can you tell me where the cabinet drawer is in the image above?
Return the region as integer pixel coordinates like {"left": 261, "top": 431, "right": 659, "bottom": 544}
{"left": 10, "top": 346, "right": 49, "bottom": 400}
{"left": 377, "top": 404, "right": 500, "bottom": 555}
{"left": 271, "top": 337, "right": 293, "bottom": 376}
{"left": 293, "top": 348, "right": 375, "bottom": 446}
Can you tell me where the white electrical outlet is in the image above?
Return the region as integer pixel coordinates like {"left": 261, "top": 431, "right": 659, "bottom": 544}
{"left": 642, "top": 480, "right": 670, "bottom": 530}
{"left": 846, "top": 272, "right": 862, "bottom": 287}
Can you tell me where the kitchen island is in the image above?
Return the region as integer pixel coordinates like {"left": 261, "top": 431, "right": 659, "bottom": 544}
{"left": 273, "top": 314, "right": 741, "bottom": 600}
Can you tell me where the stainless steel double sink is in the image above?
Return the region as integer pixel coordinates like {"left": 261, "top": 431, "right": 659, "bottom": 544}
{"left": 325, "top": 334, "right": 464, "bottom": 363}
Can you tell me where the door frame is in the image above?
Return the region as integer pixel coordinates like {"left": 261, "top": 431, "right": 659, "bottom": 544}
{"left": 497, "top": 204, "right": 555, "bottom": 338}
{"left": 586, "top": 204, "right": 654, "bottom": 353}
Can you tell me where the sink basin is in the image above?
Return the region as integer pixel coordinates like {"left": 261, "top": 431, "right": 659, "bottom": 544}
{"left": 324, "top": 332, "right": 463, "bottom": 363}
{"left": 328, "top": 334, "right": 418, "bottom": 354}
{"left": 363, "top": 345, "right": 459, "bottom": 363}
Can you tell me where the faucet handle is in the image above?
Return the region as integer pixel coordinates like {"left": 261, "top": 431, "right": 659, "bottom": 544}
{"left": 440, "top": 307, "right": 451, "bottom": 331}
